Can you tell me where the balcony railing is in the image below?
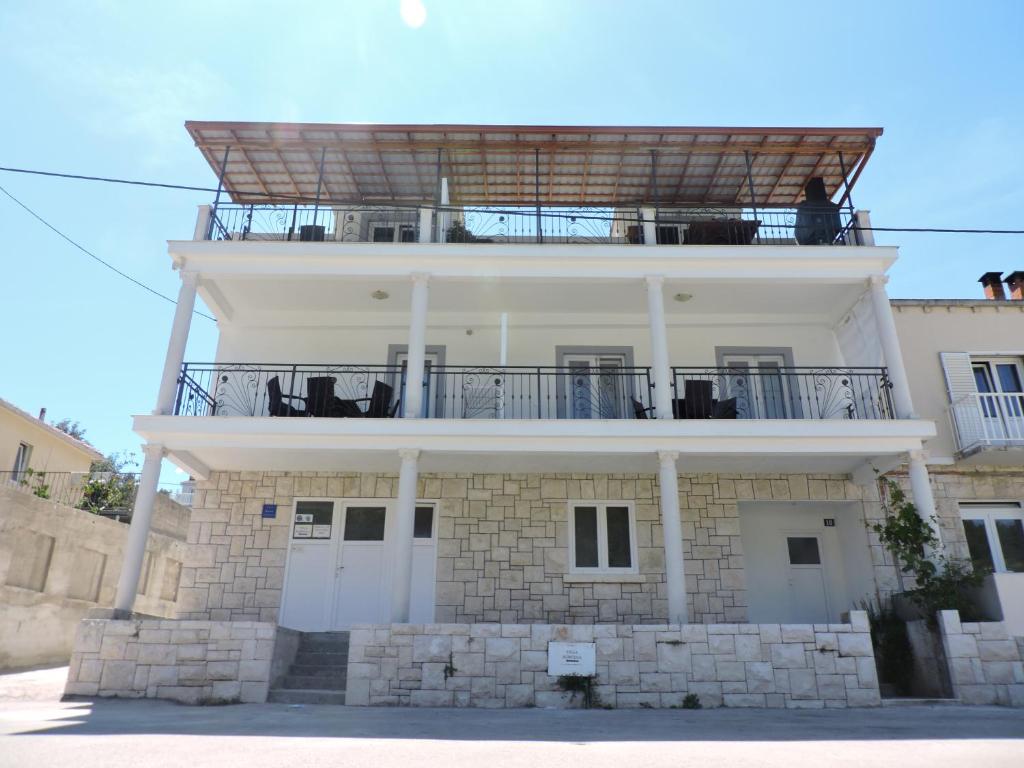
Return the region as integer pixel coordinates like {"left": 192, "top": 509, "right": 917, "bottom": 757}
{"left": 202, "top": 204, "right": 861, "bottom": 246}
{"left": 949, "top": 392, "right": 1024, "bottom": 454}
{"left": 175, "top": 363, "right": 894, "bottom": 421}
{"left": 670, "top": 367, "right": 895, "bottom": 420}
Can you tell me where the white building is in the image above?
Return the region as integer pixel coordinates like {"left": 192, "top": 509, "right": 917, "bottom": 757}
{"left": 65, "top": 123, "right": 1024, "bottom": 709}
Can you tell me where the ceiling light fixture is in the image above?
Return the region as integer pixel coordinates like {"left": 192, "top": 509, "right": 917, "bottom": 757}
{"left": 371, "top": 290, "right": 389, "bottom": 300}
{"left": 674, "top": 293, "right": 694, "bottom": 303}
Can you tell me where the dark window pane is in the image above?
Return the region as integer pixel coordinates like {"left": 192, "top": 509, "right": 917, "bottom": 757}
{"left": 606, "top": 506, "right": 632, "bottom": 568}
{"left": 963, "top": 519, "right": 995, "bottom": 572}
{"left": 973, "top": 366, "right": 993, "bottom": 393}
{"left": 996, "top": 364, "right": 1023, "bottom": 393}
{"left": 656, "top": 226, "right": 680, "bottom": 245}
{"left": 787, "top": 537, "right": 821, "bottom": 565}
{"left": 295, "top": 501, "right": 333, "bottom": 525}
{"left": 400, "top": 226, "right": 416, "bottom": 242}
{"left": 573, "top": 507, "right": 599, "bottom": 568}
{"left": 995, "top": 519, "right": 1024, "bottom": 572}
{"left": 373, "top": 226, "right": 395, "bottom": 242}
{"left": 414, "top": 506, "right": 434, "bottom": 539}
{"left": 344, "top": 507, "right": 386, "bottom": 541}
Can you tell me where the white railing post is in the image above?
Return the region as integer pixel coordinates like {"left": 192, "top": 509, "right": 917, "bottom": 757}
{"left": 391, "top": 448, "right": 419, "bottom": 622}
{"left": 113, "top": 443, "right": 164, "bottom": 614}
{"left": 868, "top": 275, "right": 916, "bottom": 419}
{"left": 418, "top": 207, "right": 433, "bottom": 243}
{"left": 403, "top": 274, "right": 430, "bottom": 418}
{"left": 194, "top": 205, "right": 212, "bottom": 240}
{"left": 646, "top": 276, "right": 674, "bottom": 419}
{"left": 658, "top": 450, "right": 688, "bottom": 624}
{"left": 854, "top": 210, "right": 874, "bottom": 246}
{"left": 642, "top": 206, "right": 658, "bottom": 246}
{"left": 155, "top": 272, "right": 199, "bottom": 415}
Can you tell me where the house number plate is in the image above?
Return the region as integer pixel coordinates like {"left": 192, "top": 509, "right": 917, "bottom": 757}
{"left": 547, "top": 642, "right": 596, "bottom": 676}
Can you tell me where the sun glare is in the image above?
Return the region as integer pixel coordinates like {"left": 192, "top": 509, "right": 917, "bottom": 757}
{"left": 400, "top": 0, "right": 427, "bottom": 28}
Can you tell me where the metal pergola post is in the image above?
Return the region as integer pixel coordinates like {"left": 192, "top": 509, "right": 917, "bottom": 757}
{"left": 311, "top": 147, "right": 327, "bottom": 228}
{"left": 744, "top": 150, "right": 760, "bottom": 244}
{"left": 535, "top": 148, "right": 542, "bottom": 244}
{"left": 838, "top": 151, "right": 859, "bottom": 244}
{"left": 208, "top": 145, "right": 231, "bottom": 239}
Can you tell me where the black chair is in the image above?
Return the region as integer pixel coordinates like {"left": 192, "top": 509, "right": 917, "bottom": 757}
{"left": 304, "top": 377, "right": 363, "bottom": 418}
{"left": 266, "top": 376, "right": 307, "bottom": 417}
{"left": 683, "top": 380, "right": 715, "bottom": 419}
{"left": 712, "top": 397, "right": 738, "bottom": 419}
{"left": 364, "top": 381, "right": 396, "bottom": 418}
{"left": 631, "top": 398, "right": 655, "bottom": 419}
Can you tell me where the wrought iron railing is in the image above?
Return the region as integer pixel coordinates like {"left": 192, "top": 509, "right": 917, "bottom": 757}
{"left": 202, "top": 203, "right": 860, "bottom": 246}
{"left": 421, "top": 366, "right": 655, "bottom": 420}
{"left": 670, "top": 367, "right": 894, "bottom": 420}
{"left": 949, "top": 392, "right": 1024, "bottom": 453}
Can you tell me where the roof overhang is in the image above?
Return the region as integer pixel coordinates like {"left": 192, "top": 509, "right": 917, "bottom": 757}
{"left": 185, "top": 121, "right": 882, "bottom": 207}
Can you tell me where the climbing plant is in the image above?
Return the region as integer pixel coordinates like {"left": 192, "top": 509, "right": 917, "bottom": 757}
{"left": 871, "top": 478, "right": 984, "bottom": 623}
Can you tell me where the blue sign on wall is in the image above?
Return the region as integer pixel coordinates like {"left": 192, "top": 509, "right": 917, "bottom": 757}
{"left": 262, "top": 504, "right": 277, "bottom": 519}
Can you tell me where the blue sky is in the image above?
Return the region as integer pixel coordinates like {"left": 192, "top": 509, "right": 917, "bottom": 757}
{"left": 0, "top": 0, "right": 1022, "bottom": 483}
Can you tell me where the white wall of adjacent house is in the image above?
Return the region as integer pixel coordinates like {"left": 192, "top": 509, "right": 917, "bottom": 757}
{"left": 739, "top": 501, "right": 876, "bottom": 624}
{"left": 892, "top": 302, "right": 1024, "bottom": 458}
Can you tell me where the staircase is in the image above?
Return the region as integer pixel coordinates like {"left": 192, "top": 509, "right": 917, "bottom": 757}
{"left": 268, "top": 631, "right": 349, "bottom": 705}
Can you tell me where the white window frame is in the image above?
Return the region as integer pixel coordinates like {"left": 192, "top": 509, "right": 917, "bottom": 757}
{"left": 960, "top": 503, "right": 1024, "bottom": 573}
{"left": 568, "top": 501, "right": 639, "bottom": 575}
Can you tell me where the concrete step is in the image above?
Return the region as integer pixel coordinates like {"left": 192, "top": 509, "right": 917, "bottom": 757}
{"left": 298, "top": 640, "right": 350, "bottom": 654}
{"left": 268, "top": 688, "right": 347, "bottom": 706}
{"left": 287, "top": 664, "right": 348, "bottom": 677}
{"left": 300, "top": 631, "right": 350, "bottom": 643}
{"left": 292, "top": 651, "right": 349, "bottom": 667}
{"left": 881, "top": 697, "right": 960, "bottom": 707}
{"left": 282, "top": 674, "right": 348, "bottom": 691}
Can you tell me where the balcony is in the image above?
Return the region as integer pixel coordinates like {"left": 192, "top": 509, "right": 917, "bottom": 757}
{"left": 203, "top": 203, "right": 864, "bottom": 247}
{"left": 174, "top": 363, "right": 894, "bottom": 421}
{"left": 949, "top": 392, "right": 1024, "bottom": 460}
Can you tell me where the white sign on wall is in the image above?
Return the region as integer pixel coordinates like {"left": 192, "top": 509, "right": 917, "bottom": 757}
{"left": 547, "top": 642, "right": 596, "bottom": 676}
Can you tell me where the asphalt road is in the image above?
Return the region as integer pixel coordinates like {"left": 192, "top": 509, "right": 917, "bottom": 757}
{"left": 1, "top": 667, "right": 1022, "bottom": 768}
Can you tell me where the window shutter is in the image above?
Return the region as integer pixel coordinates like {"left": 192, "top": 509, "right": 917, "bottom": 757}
{"left": 940, "top": 352, "right": 977, "bottom": 402}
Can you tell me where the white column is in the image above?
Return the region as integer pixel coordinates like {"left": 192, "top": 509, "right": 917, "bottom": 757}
{"left": 869, "top": 275, "right": 916, "bottom": 419}
{"left": 403, "top": 274, "right": 430, "bottom": 418}
{"left": 155, "top": 272, "right": 199, "bottom": 415}
{"left": 391, "top": 448, "right": 420, "bottom": 622}
{"left": 641, "top": 206, "right": 658, "bottom": 246}
{"left": 854, "top": 210, "right": 875, "bottom": 246}
{"left": 646, "top": 276, "right": 674, "bottom": 419}
{"left": 418, "top": 207, "right": 433, "bottom": 243}
{"left": 658, "top": 450, "right": 688, "bottom": 624}
{"left": 499, "top": 312, "right": 509, "bottom": 366}
{"left": 907, "top": 449, "right": 944, "bottom": 557}
{"left": 113, "top": 443, "right": 164, "bottom": 614}
{"left": 193, "top": 205, "right": 212, "bottom": 240}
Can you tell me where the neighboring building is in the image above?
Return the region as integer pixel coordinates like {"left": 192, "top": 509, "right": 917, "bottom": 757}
{"left": 1, "top": 397, "right": 103, "bottom": 479}
{"left": 892, "top": 276, "right": 1024, "bottom": 636}
{"left": 65, "top": 122, "right": 1024, "bottom": 708}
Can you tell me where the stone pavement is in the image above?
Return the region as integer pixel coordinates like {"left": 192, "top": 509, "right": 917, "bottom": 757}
{"left": 1, "top": 667, "right": 1023, "bottom": 768}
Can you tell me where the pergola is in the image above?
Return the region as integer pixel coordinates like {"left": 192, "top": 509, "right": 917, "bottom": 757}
{"left": 185, "top": 121, "right": 881, "bottom": 208}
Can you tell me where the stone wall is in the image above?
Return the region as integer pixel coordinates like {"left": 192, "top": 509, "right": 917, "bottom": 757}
{"left": 0, "top": 486, "right": 188, "bottom": 670}
{"left": 937, "top": 610, "right": 1024, "bottom": 706}
{"left": 180, "top": 471, "right": 885, "bottom": 626}
{"left": 63, "top": 618, "right": 279, "bottom": 703}
{"left": 347, "top": 611, "right": 880, "bottom": 709}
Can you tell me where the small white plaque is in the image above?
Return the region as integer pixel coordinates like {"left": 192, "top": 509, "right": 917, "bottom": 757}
{"left": 547, "top": 642, "right": 596, "bottom": 676}
{"left": 312, "top": 524, "right": 332, "bottom": 539}
{"left": 293, "top": 524, "right": 312, "bottom": 538}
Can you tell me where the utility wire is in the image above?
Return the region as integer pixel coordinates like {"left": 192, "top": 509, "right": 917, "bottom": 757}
{"left": 0, "top": 183, "right": 216, "bottom": 322}
{"left": 2, "top": 164, "right": 1023, "bottom": 235}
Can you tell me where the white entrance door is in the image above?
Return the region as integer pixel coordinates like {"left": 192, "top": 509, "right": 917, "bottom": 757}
{"left": 279, "top": 500, "right": 338, "bottom": 631}
{"left": 332, "top": 504, "right": 391, "bottom": 628}
{"left": 563, "top": 354, "right": 628, "bottom": 419}
{"left": 783, "top": 534, "right": 830, "bottom": 623}
{"left": 280, "top": 499, "right": 438, "bottom": 631}
{"left": 721, "top": 354, "right": 791, "bottom": 419}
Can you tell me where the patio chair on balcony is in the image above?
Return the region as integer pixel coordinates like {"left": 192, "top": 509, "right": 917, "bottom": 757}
{"left": 712, "top": 397, "right": 738, "bottom": 419}
{"left": 305, "top": 376, "right": 364, "bottom": 418}
{"left": 681, "top": 380, "right": 715, "bottom": 419}
{"left": 363, "top": 381, "right": 397, "bottom": 418}
{"left": 266, "top": 376, "right": 308, "bottom": 417}
{"left": 631, "top": 398, "right": 656, "bottom": 419}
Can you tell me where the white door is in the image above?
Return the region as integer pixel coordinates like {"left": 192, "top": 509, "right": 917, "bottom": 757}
{"left": 721, "top": 354, "right": 790, "bottom": 419}
{"left": 279, "top": 500, "right": 338, "bottom": 631}
{"left": 563, "top": 354, "right": 628, "bottom": 419}
{"left": 973, "top": 359, "right": 1024, "bottom": 443}
{"left": 410, "top": 505, "right": 438, "bottom": 623}
{"left": 332, "top": 504, "right": 390, "bottom": 628}
{"left": 783, "top": 534, "right": 830, "bottom": 623}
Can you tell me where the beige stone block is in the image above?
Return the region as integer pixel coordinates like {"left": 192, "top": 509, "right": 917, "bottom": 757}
{"left": 99, "top": 661, "right": 136, "bottom": 691}
{"left": 977, "top": 640, "right": 1019, "bottom": 662}
{"left": 771, "top": 643, "right": 806, "bottom": 669}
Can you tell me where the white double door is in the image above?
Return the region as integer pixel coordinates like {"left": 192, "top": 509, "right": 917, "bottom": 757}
{"left": 279, "top": 499, "right": 437, "bottom": 631}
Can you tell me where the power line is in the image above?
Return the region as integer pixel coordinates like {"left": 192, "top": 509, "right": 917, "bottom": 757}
{"left": 1, "top": 164, "right": 1023, "bottom": 235}
{"left": 0, "top": 183, "right": 216, "bottom": 322}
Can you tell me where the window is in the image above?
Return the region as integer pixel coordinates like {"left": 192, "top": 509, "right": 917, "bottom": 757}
{"left": 11, "top": 442, "right": 31, "bottom": 481}
{"left": 960, "top": 504, "right": 1024, "bottom": 573}
{"left": 787, "top": 536, "right": 821, "bottom": 565}
{"left": 414, "top": 506, "right": 434, "bottom": 539}
{"left": 568, "top": 502, "right": 637, "bottom": 574}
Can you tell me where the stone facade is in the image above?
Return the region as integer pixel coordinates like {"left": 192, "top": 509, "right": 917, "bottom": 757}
{"left": 937, "top": 610, "right": 1024, "bottom": 706}
{"left": 63, "top": 618, "right": 279, "bottom": 704}
{"left": 347, "top": 611, "right": 880, "bottom": 709}
{"left": 179, "top": 470, "right": 887, "bottom": 626}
